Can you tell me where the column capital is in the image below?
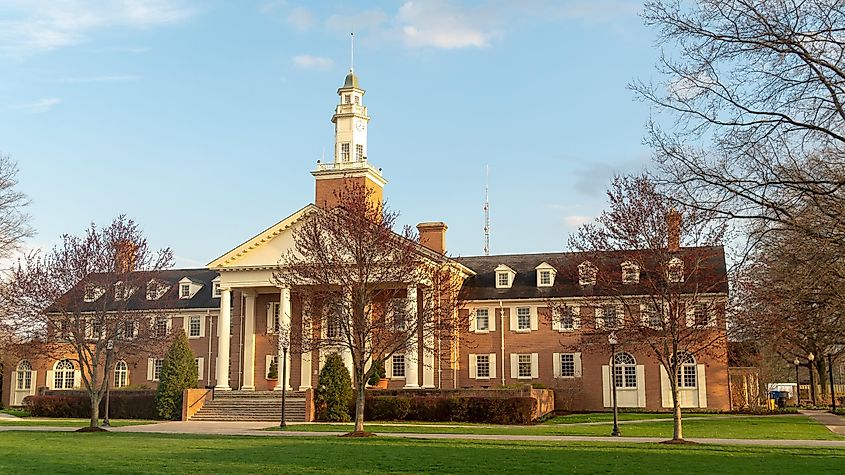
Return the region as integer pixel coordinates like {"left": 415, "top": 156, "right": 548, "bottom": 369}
{"left": 241, "top": 288, "right": 257, "bottom": 298}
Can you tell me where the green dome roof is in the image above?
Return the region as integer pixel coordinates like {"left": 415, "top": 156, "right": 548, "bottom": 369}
{"left": 343, "top": 71, "right": 360, "bottom": 89}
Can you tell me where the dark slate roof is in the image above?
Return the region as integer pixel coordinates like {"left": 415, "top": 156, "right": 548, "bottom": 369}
{"left": 62, "top": 268, "right": 220, "bottom": 313}
{"left": 455, "top": 246, "right": 728, "bottom": 301}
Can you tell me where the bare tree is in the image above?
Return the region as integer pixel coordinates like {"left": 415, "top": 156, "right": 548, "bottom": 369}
{"left": 633, "top": 0, "right": 845, "bottom": 245}
{"left": 274, "top": 182, "right": 466, "bottom": 434}
{"left": 3, "top": 216, "right": 173, "bottom": 428}
{"left": 564, "top": 174, "right": 729, "bottom": 441}
{"left": 0, "top": 153, "right": 32, "bottom": 262}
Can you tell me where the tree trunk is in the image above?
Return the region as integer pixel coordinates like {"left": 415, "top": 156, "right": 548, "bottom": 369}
{"left": 90, "top": 394, "right": 101, "bottom": 428}
{"left": 672, "top": 386, "right": 683, "bottom": 441}
{"left": 354, "top": 379, "right": 366, "bottom": 433}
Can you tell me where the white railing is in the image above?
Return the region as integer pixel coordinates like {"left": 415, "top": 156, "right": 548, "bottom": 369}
{"left": 315, "top": 160, "right": 381, "bottom": 176}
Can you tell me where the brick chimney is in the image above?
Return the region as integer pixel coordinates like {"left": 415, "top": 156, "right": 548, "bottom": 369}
{"left": 114, "top": 239, "right": 138, "bottom": 273}
{"left": 417, "top": 222, "right": 448, "bottom": 255}
{"left": 666, "top": 209, "right": 681, "bottom": 253}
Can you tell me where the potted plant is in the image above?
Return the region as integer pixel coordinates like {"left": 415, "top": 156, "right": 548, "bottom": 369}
{"left": 368, "top": 359, "right": 388, "bottom": 389}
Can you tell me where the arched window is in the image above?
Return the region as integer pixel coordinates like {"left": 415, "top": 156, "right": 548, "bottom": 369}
{"left": 675, "top": 353, "right": 697, "bottom": 388}
{"left": 54, "top": 359, "right": 75, "bottom": 390}
{"left": 114, "top": 360, "right": 128, "bottom": 388}
{"left": 612, "top": 352, "right": 637, "bottom": 388}
{"left": 16, "top": 360, "right": 33, "bottom": 391}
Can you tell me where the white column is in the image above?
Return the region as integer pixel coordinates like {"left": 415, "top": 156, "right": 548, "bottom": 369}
{"left": 215, "top": 288, "right": 232, "bottom": 390}
{"left": 404, "top": 284, "right": 420, "bottom": 389}
{"left": 422, "top": 291, "right": 435, "bottom": 388}
{"left": 299, "top": 299, "right": 312, "bottom": 390}
{"left": 274, "top": 287, "right": 292, "bottom": 391}
{"left": 341, "top": 289, "right": 354, "bottom": 377}
{"left": 241, "top": 290, "right": 256, "bottom": 390}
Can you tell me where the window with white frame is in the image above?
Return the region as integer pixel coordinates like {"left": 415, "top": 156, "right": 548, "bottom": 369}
{"left": 675, "top": 353, "right": 697, "bottom": 388}
{"left": 114, "top": 360, "right": 128, "bottom": 388}
{"left": 693, "top": 303, "right": 710, "bottom": 326}
{"left": 189, "top": 316, "right": 201, "bottom": 338}
{"left": 518, "top": 354, "right": 532, "bottom": 378}
{"left": 326, "top": 310, "right": 341, "bottom": 339}
{"left": 612, "top": 352, "right": 637, "bottom": 388}
{"left": 476, "top": 354, "right": 490, "bottom": 378}
{"left": 602, "top": 305, "right": 620, "bottom": 328}
{"left": 344, "top": 94, "right": 351, "bottom": 104}
{"left": 153, "top": 359, "right": 164, "bottom": 381}
{"left": 180, "top": 283, "right": 191, "bottom": 298}
{"left": 147, "top": 280, "right": 164, "bottom": 300}
{"left": 114, "top": 281, "right": 129, "bottom": 300}
{"left": 353, "top": 95, "right": 359, "bottom": 104}
{"left": 388, "top": 299, "right": 406, "bottom": 331}
{"left": 560, "top": 353, "right": 576, "bottom": 378}
{"left": 644, "top": 303, "right": 663, "bottom": 328}
{"left": 90, "top": 319, "right": 103, "bottom": 338}
{"left": 212, "top": 281, "right": 221, "bottom": 298}
{"left": 195, "top": 358, "right": 203, "bottom": 380}
{"left": 154, "top": 317, "right": 168, "bottom": 338}
{"left": 475, "top": 308, "right": 489, "bottom": 331}
{"left": 356, "top": 144, "right": 364, "bottom": 161}
{"left": 516, "top": 307, "right": 531, "bottom": 331}
{"left": 621, "top": 261, "right": 640, "bottom": 284}
{"left": 391, "top": 354, "right": 405, "bottom": 378}
{"left": 54, "top": 360, "right": 75, "bottom": 389}
{"left": 667, "top": 257, "right": 684, "bottom": 283}
{"left": 497, "top": 272, "right": 509, "bottom": 287}
{"left": 578, "top": 261, "right": 597, "bottom": 286}
{"left": 341, "top": 143, "right": 350, "bottom": 161}
{"left": 16, "top": 360, "right": 33, "bottom": 390}
{"left": 268, "top": 302, "right": 281, "bottom": 333}
{"left": 119, "top": 320, "right": 136, "bottom": 340}
{"left": 559, "top": 306, "right": 576, "bottom": 331}
{"left": 539, "top": 270, "right": 551, "bottom": 286}
{"left": 84, "top": 284, "right": 101, "bottom": 302}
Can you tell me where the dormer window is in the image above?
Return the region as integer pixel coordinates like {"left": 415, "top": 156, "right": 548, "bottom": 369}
{"left": 667, "top": 257, "right": 684, "bottom": 283}
{"left": 621, "top": 261, "right": 640, "bottom": 284}
{"left": 178, "top": 277, "right": 203, "bottom": 300}
{"left": 578, "top": 261, "right": 598, "bottom": 286}
{"left": 83, "top": 284, "right": 104, "bottom": 303}
{"left": 146, "top": 280, "right": 167, "bottom": 300}
{"left": 494, "top": 264, "right": 516, "bottom": 289}
{"left": 114, "top": 281, "right": 130, "bottom": 301}
{"left": 535, "top": 262, "right": 556, "bottom": 288}
{"left": 212, "top": 277, "right": 221, "bottom": 298}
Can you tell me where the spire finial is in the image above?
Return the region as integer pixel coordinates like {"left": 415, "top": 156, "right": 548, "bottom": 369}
{"left": 350, "top": 32, "right": 354, "bottom": 73}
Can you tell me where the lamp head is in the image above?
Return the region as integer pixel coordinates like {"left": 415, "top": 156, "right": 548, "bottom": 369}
{"left": 794, "top": 358, "right": 800, "bottom": 366}
{"left": 808, "top": 352, "right": 815, "bottom": 362}
{"left": 608, "top": 332, "right": 618, "bottom": 346}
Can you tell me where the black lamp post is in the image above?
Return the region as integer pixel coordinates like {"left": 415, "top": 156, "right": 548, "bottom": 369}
{"left": 279, "top": 344, "right": 288, "bottom": 430}
{"left": 828, "top": 353, "right": 836, "bottom": 412}
{"left": 809, "top": 352, "right": 817, "bottom": 406}
{"left": 609, "top": 332, "right": 620, "bottom": 437}
{"left": 103, "top": 339, "right": 114, "bottom": 427}
{"left": 794, "top": 357, "right": 801, "bottom": 406}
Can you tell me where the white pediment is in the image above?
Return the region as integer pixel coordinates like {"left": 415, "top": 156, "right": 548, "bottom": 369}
{"left": 207, "top": 204, "right": 319, "bottom": 270}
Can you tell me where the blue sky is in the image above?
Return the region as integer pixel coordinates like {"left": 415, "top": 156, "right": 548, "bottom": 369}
{"left": 1, "top": 0, "right": 658, "bottom": 267}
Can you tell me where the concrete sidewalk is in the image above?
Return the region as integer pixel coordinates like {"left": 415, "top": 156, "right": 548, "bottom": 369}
{"left": 2, "top": 420, "right": 843, "bottom": 448}
{"left": 801, "top": 410, "right": 845, "bottom": 436}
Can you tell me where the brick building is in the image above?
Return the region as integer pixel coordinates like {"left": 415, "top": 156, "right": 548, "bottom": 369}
{"left": 5, "top": 69, "right": 729, "bottom": 411}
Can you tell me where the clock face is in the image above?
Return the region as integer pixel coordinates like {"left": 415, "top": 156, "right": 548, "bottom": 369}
{"left": 355, "top": 120, "right": 366, "bottom": 131}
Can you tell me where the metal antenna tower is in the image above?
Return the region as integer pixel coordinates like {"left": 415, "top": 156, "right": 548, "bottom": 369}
{"left": 484, "top": 165, "right": 490, "bottom": 256}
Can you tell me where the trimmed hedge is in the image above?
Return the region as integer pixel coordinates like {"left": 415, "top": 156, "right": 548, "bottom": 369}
{"left": 23, "top": 391, "right": 157, "bottom": 419}
{"left": 356, "top": 396, "right": 536, "bottom": 424}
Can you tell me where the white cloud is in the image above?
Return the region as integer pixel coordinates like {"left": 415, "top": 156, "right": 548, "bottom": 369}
{"left": 286, "top": 6, "right": 316, "bottom": 31}
{"left": 563, "top": 215, "right": 592, "bottom": 227}
{"left": 11, "top": 97, "right": 62, "bottom": 113}
{"left": 0, "top": 0, "right": 195, "bottom": 56}
{"left": 396, "top": 1, "right": 497, "bottom": 49}
{"left": 292, "top": 54, "right": 334, "bottom": 71}
{"left": 57, "top": 74, "right": 141, "bottom": 84}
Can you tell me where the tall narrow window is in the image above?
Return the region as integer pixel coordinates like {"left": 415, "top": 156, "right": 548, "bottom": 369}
{"left": 539, "top": 270, "right": 551, "bottom": 286}
{"left": 518, "top": 354, "right": 532, "bottom": 378}
{"left": 356, "top": 144, "right": 364, "bottom": 161}
{"left": 560, "top": 306, "right": 575, "bottom": 330}
{"left": 16, "top": 360, "right": 33, "bottom": 390}
{"left": 344, "top": 94, "right": 351, "bottom": 104}
{"left": 475, "top": 308, "right": 489, "bottom": 331}
{"left": 155, "top": 317, "right": 168, "bottom": 338}
{"left": 114, "top": 361, "right": 128, "bottom": 388}
{"left": 602, "top": 305, "right": 619, "bottom": 328}
{"left": 54, "top": 360, "right": 75, "bottom": 389}
{"left": 180, "top": 283, "right": 190, "bottom": 298}
{"left": 476, "top": 355, "right": 490, "bottom": 378}
{"left": 153, "top": 359, "right": 164, "bottom": 381}
{"left": 675, "top": 353, "right": 697, "bottom": 388}
{"left": 516, "top": 307, "right": 531, "bottom": 330}
{"left": 612, "top": 352, "right": 637, "bottom": 388}
{"left": 353, "top": 95, "right": 359, "bottom": 104}
{"left": 392, "top": 354, "right": 405, "bottom": 378}
{"left": 341, "top": 143, "right": 350, "bottom": 161}
{"left": 189, "top": 316, "right": 201, "bottom": 337}
{"left": 560, "top": 354, "right": 575, "bottom": 378}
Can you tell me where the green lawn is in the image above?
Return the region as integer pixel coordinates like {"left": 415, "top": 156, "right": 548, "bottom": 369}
{"left": 284, "top": 414, "right": 841, "bottom": 440}
{"left": 0, "top": 419, "right": 157, "bottom": 427}
{"left": 0, "top": 432, "right": 842, "bottom": 474}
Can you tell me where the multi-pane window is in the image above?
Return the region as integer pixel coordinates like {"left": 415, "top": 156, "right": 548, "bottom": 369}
{"left": 120, "top": 321, "right": 135, "bottom": 340}
{"left": 55, "top": 360, "right": 75, "bottom": 389}
{"left": 694, "top": 304, "right": 709, "bottom": 326}
{"left": 115, "top": 282, "right": 128, "bottom": 300}
{"left": 147, "top": 281, "right": 161, "bottom": 300}
{"left": 180, "top": 283, "right": 190, "bottom": 298}
{"left": 212, "top": 282, "right": 221, "bottom": 298}
{"left": 612, "top": 352, "right": 637, "bottom": 388}
{"left": 16, "top": 360, "right": 33, "bottom": 390}
{"left": 476, "top": 309, "right": 489, "bottom": 331}
{"left": 560, "top": 353, "right": 575, "bottom": 377}
{"left": 392, "top": 355, "right": 405, "bottom": 378}
{"left": 676, "top": 353, "right": 697, "bottom": 388}
{"left": 189, "top": 316, "right": 201, "bottom": 337}
{"left": 476, "top": 354, "right": 490, "bottom": 378}
{"left": 518, "top": 354, "right": 532, "bottom": 378}
{"left": 341, "top": 143, "right": 350, "bottom": 161}
{"left": 326, "top": 306, "right": 341, "bottom": 339}
{"left": 621, "top": 261, "right": 640, "bottom": 284}
{"left": 356, "top": 144, "right": 364, "bottom": 161}
{"left": 84, "top": 284, "right": 98, "bottom": 302}
{"left": 602, "top": 305, "right": 619, "bottom": 328}
{"left": 646, "top": 303, "right": 662, "bottom": 328}
{"left": 114, "top": 361, "right": 128, "bottom": 388}
{"left": 269, "top": 303, "right": 281, "bottom": 333}
{"left": 90, "top": 320, "right": 103, "bottom": 338}
{"left": 667, "top": 258, "right": 684, "bottom": 283}
{"left": 516, "top": 307, "right": 531, "bottom": 330}
{"left": 388, "top": 299, "right": 406, "bottom": 331}
{"left": 497, "top": 272, "right": 509, "bottom": 287}
{"left": 153, "top": 359, "right": 164, "bottom": 381}
{"left": 560, "top": 306, "right": 575, "bottom": 330}
{"left": 344, "top": 94, "right": 351, "bottom": 104}
{"left": 539, "top": 270, "right": 551, "bottom": 286}
{"left": 155, "top": 317, "right": 168, "bottom": 338}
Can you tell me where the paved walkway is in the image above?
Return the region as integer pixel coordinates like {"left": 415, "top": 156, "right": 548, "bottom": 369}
{"left": 2, "top": 420, "right": 844, "bottom": 448}
{"left": 802, "top": 410, "right": 845, "bottom": 436}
